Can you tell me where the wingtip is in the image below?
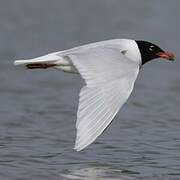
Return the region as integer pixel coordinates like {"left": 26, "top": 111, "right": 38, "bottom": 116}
{"left": 74, "top": 141, "right": 87, "bottom": 152}
{"left": 73, "top": 147, "right": 80, "bottom": 152}
{"left": 74, "top": 144, "right": 83, "bottom": 152}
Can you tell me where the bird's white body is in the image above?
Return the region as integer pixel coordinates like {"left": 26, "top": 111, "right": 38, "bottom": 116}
{"left": 14, "top": 39, "right": 142, "bottom": 151}
{"left": 15, "top": 39, "right": 142, "bottom": 73}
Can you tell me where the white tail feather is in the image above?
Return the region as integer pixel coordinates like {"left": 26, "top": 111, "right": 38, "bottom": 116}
{"left": 14, "top": 52, "right": 72, "bottom": 67}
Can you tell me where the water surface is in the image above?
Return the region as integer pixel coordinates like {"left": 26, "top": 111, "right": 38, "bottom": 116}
{"left": 0, "top": 1, "right": 180, "bottom": 179}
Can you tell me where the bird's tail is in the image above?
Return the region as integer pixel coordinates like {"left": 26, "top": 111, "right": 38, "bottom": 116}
{"left": 14, "top": 52, "right": 64, "bottom": 69}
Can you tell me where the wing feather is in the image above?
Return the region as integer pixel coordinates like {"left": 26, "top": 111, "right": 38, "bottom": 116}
{"left": 63, "top": 47, "right": 139, "bottom": 151}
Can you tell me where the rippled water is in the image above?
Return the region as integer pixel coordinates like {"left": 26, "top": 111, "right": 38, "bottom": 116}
{"left": 0, "top": 1, "right": 180, "bottom": 179}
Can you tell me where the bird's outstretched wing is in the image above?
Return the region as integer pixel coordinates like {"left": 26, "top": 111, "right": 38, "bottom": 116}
{"left": 64, "top": 47, "right": 140, "bottom": 151}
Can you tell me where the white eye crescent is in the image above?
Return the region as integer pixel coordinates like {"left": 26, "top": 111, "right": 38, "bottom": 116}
{"left": 149, "top": 45, "right": 155, "bottom": 51}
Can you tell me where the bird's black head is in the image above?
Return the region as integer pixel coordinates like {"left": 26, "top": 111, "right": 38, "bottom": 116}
{"left": 135, "top": 40, "right": 175, "bottom": 65}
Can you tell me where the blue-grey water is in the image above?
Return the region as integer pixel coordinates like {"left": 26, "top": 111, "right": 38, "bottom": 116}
{"left": 0, "top": 1, "right": 180, "bottom": 179}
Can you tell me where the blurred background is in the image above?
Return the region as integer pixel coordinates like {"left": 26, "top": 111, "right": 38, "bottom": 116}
{"left": 0, "top": 0, "right": 180, "bottom": 179}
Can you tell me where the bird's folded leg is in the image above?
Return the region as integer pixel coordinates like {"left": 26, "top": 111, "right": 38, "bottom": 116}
{"left": 26, "top": 63, "right": 56, "bottom": 69}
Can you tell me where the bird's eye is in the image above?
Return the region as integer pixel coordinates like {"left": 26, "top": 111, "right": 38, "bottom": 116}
{"left": 149, "top": 45, "right": 155, "bottom": 51}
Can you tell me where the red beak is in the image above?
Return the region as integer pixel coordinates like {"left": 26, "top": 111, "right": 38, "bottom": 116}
{"left": 156, "top": 51, "right": 175, "bottom": 61}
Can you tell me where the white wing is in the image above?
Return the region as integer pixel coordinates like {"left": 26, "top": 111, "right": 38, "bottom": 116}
{"left": 63, "top": 47, "right": 140, "bottom": 151}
